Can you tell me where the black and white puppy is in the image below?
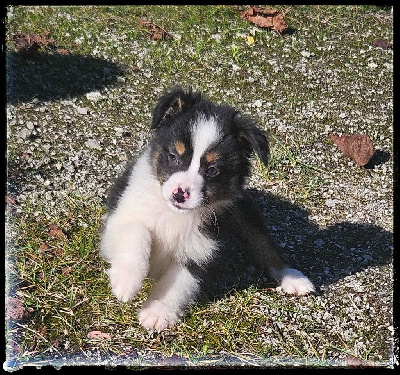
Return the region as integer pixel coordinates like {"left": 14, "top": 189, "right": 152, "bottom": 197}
{"left": 100, "top": 87, "right": 315, "bottom": 331}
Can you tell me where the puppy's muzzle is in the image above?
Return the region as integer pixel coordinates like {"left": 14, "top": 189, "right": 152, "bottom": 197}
{"left": 172, "top": 187, "right": 190, "bottom": 203}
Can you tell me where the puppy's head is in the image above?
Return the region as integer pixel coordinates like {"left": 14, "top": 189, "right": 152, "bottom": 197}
{"left": 149, "top": 87, "right": 269, "bottom": 212}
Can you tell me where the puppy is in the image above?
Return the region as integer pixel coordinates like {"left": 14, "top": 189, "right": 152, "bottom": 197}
{"left": 100, "top": 87, "right": 315, "bottom": 331}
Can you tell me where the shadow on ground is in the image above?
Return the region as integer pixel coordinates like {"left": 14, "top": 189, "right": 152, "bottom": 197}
{"left": 6, "top": 50, "right": 125, "bottom": 104}
{"left": 197, "top": 189, "right": 393, "bottom": 300}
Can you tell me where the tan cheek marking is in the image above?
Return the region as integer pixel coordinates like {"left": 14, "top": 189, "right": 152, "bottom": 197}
{"left": 206, "top": 151, "right": 220, "bottom": 163}
{"left": 175, "top": 141, "right": 186, "bottom": 156}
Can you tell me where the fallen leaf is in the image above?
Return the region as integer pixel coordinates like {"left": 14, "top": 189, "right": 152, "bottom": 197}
{"left": 39, "top": 243, "right": 49, "bottom": 252}
{"left": 38, "top": 326, "right": 48, "bottom": 337}
{"left": 9, "top": 31, "right": 71, "bottom": 56}
{"left": 56, "top": 48, "right": 70, "bottom": 55}
{"left": 238, "top": 69, "right": 248, "bottom": 79}
{"left": 87, "top": 331, "right": 111, "bottom": 340}
{"left": 345, "top": 354, "right": 377, "bottom": 368}
{"left": 9, "top": 31, "right": 56, "bottom": 54}
{"left": 48, "top": 224, "right": 67, "bottom": 239}
{"left": 7, "top": 297, "right": 33, "bottom": 320}
{"left": 138, "top": 19, "right": 173, "bottom": 41}
{"left": 5, "top": 196, "right": 18, "bottom": 206}
{"left": 240, "top": 6, "right": 288, "bottom": 35}
{"left": 371, "top": 39, "right": 392, "bottom": 50}
{"left": 52, "top": 339, "right": 62, "bottom": 348}
{"left": 330, "top": 133, "right": 375, "bottom": 166}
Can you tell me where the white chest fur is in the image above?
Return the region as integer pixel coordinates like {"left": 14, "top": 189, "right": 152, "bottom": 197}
{"left": 108, "top": 151, "right": 217, "bottom": 276}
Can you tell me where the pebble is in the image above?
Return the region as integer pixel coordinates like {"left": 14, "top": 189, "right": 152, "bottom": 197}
{"left": 254, "top": 100, "right": 263, "bottom": 108}
{"left": 86, "top": 91, "right": 102, "bottom": 101}
{"left": 76, "top": 107, "right": 89, "bottom": 115}
{"left": 18, "top": 129, "right": 31, "bottom": 139}
{"left": 325, "top": 199, "right": 336, "bottom": 208}
{"left": 85, "top": 139, "right": 101, "bottom": 150}
{"left": 300, "top": 50, "right": 311, "bottom": 58}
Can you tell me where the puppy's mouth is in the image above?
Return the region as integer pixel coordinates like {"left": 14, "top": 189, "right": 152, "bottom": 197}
{"left": 169, "top": 201, "right": 190, "bottom": 211}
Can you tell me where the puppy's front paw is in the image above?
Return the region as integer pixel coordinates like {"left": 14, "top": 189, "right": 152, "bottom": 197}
{"left": 107, "top": 266, "right": 142, "bottom": 302}
{"left": 279, "top": 268, "right": 315, "bottom": 296}
{"left": 138, "top": 300, "right": 179, "bottom": 331}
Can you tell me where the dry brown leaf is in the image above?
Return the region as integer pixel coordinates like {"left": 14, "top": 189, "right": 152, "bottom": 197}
{"left": 10, "top": 31, "right": 56, "bottom": 53}
{"left": 56, "top": 48, "right": 70, "bottom": 55}
{"left": 39, "top": 243, "right": 49, "bottom": 252}
{"left": 48, "top": 224, "right": 67, "bottom": 239}
{"left": 138, "top": 19, "right": 173, "bottom": 41}
{"left": 5, "top": 196, "right": 18, "bottom": 206}
{"left": 371, "top": 39, "right": 392, "bottom": 50}
{"left": 240, "top": 6, "right": 288, "bottom": 34}
{"left": 345, "top": 354, "right": 377, "bottom": 368}
{"left": 9, "top": 31, "right": 72, "bottom": 56}
{"left": 330, "top": 133, "right": 375, "bottom": 166}
{"left": 7, "top": 297, "right": 33, "bottom": 320}
{"left": 87, "top": 331, "right": 111, "bottom": 340}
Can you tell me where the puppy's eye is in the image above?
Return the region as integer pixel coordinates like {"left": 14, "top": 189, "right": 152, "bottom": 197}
{"left": 168, "top": 152, "right": 179, "bottom": 164}
{"left": 206, "top": 165, "right": 219, "bottom": 177}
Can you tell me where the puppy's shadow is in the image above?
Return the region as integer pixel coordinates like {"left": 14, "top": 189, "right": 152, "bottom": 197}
{"left": 197, "top": 189, "right": 393, "bottom": 301}
{"left": 7, "top": 50, "right": 125, "bottom": 104}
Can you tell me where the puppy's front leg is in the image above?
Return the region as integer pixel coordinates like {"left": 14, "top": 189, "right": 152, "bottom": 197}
{"left": 138, "top": 263, "right": 199, "bottom": 331}
{"left": 100, "top": 221, "right": 152, "bottom": 302}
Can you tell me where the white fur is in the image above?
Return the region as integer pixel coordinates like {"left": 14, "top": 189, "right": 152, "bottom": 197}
{"left": 269, "top": 267, "right": 315, "bottom": 296}
{"left": 100, "top": 138, "right": 218, "bottom": 330}
{"left": 138, "top": 263, "right": 200, "bottom": 330}
{"left": 191, "top": 115, "right": 221, "bottom": 165}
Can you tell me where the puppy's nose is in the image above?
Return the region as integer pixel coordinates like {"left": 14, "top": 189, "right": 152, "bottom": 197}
{"left": 173, "top": 187, "right": 190, "bottom": 203}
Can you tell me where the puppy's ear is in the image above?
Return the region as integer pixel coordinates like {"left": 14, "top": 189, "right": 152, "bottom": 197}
{"left": 151, "top": 86, "right": 202, "bottom": 129}
{"left": 234, "top": 115, "right": 270, "bottom": 166}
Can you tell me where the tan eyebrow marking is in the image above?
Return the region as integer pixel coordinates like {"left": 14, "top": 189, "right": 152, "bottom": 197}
{"left": 175, "top": 141, "right": 186, "bottom": 155}
{"left": 205, "top": 151, "right": 220, "bottom": 163}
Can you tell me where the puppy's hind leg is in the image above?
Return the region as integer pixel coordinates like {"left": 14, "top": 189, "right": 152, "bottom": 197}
{"left": 100, "top": 220, "right": 152, "bottom": 302}
{"left": 269, "top": 267, "right": 315, "bottom": 296}
{"left": 248, "top": 228, "right": 315, "bottom": 295}
{"left": 229, "top": 193, "right": 315, "bottom": 296}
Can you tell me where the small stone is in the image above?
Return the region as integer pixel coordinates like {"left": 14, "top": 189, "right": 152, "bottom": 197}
{"left": 76, "top": 107, "right": 89, "bottom": 115}
{"left": 254, "top": 99, "right": 263, "bottom": 108}
{"left": 85, "top": 139, "right": 101, "bottom": 150}
{"left": 325, "top": 199, "right": 336, "bottom": 208}
{"left": 18, "top": 129, "right": 31, "bottom": 139}
{"left": 61, "top": 100, "right": 75, "bottom": 106}
{"left": 26, "top": 121, "right": 34, "bottom": 130}
{"left": 86, "top": 91, "right": 102, "bottom": 101}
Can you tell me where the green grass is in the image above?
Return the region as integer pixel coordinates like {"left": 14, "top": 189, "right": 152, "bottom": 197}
{"left": 6, "top": 4, "right": 393, "bottom": 369}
